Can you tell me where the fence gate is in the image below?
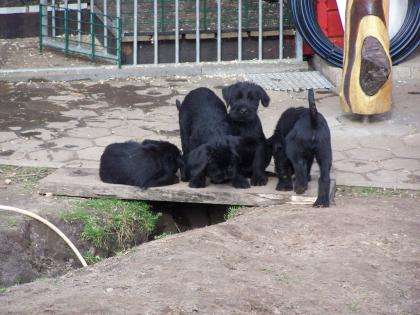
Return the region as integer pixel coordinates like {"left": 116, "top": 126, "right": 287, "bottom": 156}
{"left": 39, "top": 0, "right": 122, "bottom": 67}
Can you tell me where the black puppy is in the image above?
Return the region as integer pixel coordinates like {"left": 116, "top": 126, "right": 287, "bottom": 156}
{"left": 222, "top": 81, "right": 272, "bottom": 186}
{"left": 269, "top": 89, "right": 332, "bottom": 207}
{"left": 99, "top": 140, "right": 182, "bottom": 189}
{"left": 177, "top": 87, "right": 250, "bottom": 189}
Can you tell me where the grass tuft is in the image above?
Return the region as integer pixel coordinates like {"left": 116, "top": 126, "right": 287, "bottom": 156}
{"left": 61, "top": 198, "right": 161, "bottom": 261}
{"left": 224, "top": 205, "right": 241, "bottom": 221}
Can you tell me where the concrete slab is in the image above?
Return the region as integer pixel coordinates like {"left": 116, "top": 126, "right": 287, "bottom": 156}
{"left": 39, "top": 167, "right": 336, "bottom": 206}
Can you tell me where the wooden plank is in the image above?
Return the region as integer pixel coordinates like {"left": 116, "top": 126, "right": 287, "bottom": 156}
{"left": 39, "top": 168, "right": 336, "bottom": 206}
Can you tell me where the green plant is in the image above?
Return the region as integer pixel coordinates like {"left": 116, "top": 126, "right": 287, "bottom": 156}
{"left": 345, "top": 301, "right": 359, "bottom": 312}
{"left": 154, "top": 232, "right": 173, "bottom": 240}
{"left": 0, "top": 165, "right": 52, "bottom": 191}
{"left": 84, "top": 253, "right": 103, "bottom": 265}
{"left": 224, "top": 205, "right": 241, "bottom": 221}
{"left": 61, "top": 198, "right": 161, "bottom": 255}
{"left": 0, "top": 287, "right": 6, "bottom": 294}
{"left": 337, "top": 185, "right": 419, "bottom": 198}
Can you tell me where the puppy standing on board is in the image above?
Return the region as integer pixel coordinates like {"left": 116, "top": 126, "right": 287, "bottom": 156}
{"left": 222, "top": 82, "right": 272, "bottom": 186}
{"left": 99, "top": 140, "right": 182, "bottom": 189}
{"left": 269, "top": 89, "right": 332, "bottom": 207}
{"left": 177, "top": 87, "right": 250, "bottom": 189}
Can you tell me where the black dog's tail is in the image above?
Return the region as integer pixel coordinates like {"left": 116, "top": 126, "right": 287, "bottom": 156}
{"left": 308, "top": 88, "right": 318, "bottom": 128}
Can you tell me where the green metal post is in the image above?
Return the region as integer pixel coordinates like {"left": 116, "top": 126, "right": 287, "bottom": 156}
{"left": 203, "top": 0, "right": 207, "bottom": 30}
{"left": 91, "top": 12, "right": 96, "bottom": 61}
{"left": 160, "top": 0, "right": 165, "bottom": 32}
{"left": 118, "top": 17, "right": 122, "bottom": 68}
{"left": 64, "top": 9, "right": 69, "bottom": 57}
{"left": 38, "top": 4, "right": 43, "bottom": 52}
{"left": 244, "top": 0, "right": 249, "bottom": 28}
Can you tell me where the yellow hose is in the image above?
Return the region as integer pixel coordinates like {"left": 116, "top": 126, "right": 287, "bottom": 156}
{"left": 0, "top": 205, "right": 88, "bottom": 267}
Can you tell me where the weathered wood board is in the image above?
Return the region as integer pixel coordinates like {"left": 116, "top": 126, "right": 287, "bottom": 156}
{"left": 39, "top": 168, "right": 336, "bottom": 206}
{"left": 339, "top": 0, "right": 392, "bottom": 115}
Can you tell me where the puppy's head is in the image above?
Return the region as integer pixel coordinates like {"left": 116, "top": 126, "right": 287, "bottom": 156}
{"left": 187, "top": 136, "right": 240, "bottom": 184}
{"left": 222, "top": 82, "right": 270, "bottom": 123}
{"left": 143, "top": 140, "right": 183, "bottom": 173}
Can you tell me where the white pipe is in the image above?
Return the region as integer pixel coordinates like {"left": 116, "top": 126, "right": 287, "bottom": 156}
{"left": 0, "top": 205, "right": 88, "bottom": 267}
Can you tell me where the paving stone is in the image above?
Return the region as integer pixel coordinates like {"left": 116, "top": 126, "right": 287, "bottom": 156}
{"left": 403, "top": 133, "right": 420, "bottom": 147}
{"left": 346, "top": 147, "right": 394, "bottom": 161}
{"left": 76, "top": 146, "right": 104, "bottom": 161}
{"left": 61, "top": 109, "right": 98, "bottom": 119}
{"left": 67, "top": 127, "right": 111, "bottom": 139}
{"left": 333, "top": 159, "right": 379, "bottom": 173}
{"left": 358, "top": 135, "right": 402, "bottom": 150}
{"left": 64, "top": 160, "right": 100, "bottom": 169}
{"left": 0, "top": 132, "right": 18, "bottom": 143}
{"left": 392, "top": 144, "right": 420, "bottom": 159}
{"left": 45, "top": 120, "right": 80, "bottom": 131}
{"left": 331, "top": 135, "right": 360, "bottom": 152}
{"left": 48, "top": 137, "right": 93, "bottom": 151}
{"left": 334, "top": 172, "right": 368, "bottom": 187}
{"left": 111, "top": 125, "right": 155, "bottom": 138}
{"left": 29, "top": 150, "right": 75, "bottom": 162}
{"left": 332, "top": 151, "right": 347, "bottom": 161}
{"left": 85, "top": 119, "right": 123, "bottom": 129}
{"left": 94, "top": 135, "right": 132, "bottom": 147}
{"left": 380, "top": 158, "right": 420, "bottom": 172}
{"left": 19, "top": 128, "right": 55, "bottom": 141}
{"left": 366, "top": 169, "right": 413, "bottom": 185}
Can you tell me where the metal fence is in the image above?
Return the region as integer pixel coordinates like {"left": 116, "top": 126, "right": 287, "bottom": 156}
{"left": 39, "top": 0, "right": 122, "bottom": 66}
{"left": 39, "top": 0, "right": 302, "bottom": 66}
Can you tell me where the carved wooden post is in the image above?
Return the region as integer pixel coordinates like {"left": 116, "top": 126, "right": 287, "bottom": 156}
{"left": 339, "top": 0, "right": 392, "bottom": 115}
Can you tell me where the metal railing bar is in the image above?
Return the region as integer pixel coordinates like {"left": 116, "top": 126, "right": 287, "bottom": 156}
{"left": 52, "top": 0, "right": 56, "bottom": 37}
{"left": 104, "top": 0, "right": 108, "bottom": 52}
{"left": 279, "top": 0, "right": 283, "bottom": 60}
{"left": 77, "top": 0, "right": 81, "bottom": 47}
{"left": 295, "top": 30, "right": 303, "bottom": 62}
{"left": 116, "top": 0, "right": 121, "bottom": 67}
{"left": 238, "top": 0, "right": 242, "bottom": 61}
{"left": 258, "top": 0, "right": 262, "bottom": 60}
{"left": 133, "top": 0, "right": 138, "bottom": 65}
{"left": 175, "top": 0, "right": 179, "bottom": 63}
{"left": 195, "top": 0, "right": 200, "bottom": 63}
{"left": 217, "top": 0, "right": 221, "bottom": 62}
{"left": 154, "top": 0, "right": 158, "bottom": 64}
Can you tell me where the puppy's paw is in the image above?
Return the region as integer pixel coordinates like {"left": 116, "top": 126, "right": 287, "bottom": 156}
{"left": 232, "top": 176, "right": 251, "bottom": 189}
{"left": 172, "top": 175, "right": 180, "bottom": 184}
{"left": 313, "top": 197, "right": 330, "bottom": 208}
{"left": 276, "top": 180, "right": 293, "bottom": 191}
{"left": 251, "top": 173, "right": 268, "bottom": 186}
{"left": 189, "top": 177, "right": 206, "bottom": 188}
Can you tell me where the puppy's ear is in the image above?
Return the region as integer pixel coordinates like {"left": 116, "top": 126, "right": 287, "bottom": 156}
{"left": 176, "top": 99, "right": 182, "bottom": 111}
{"left": 187, "top": 145, "right": 209, "bottom": 178}
{"left": 255, "top": 84, "right": 270, "bottom": 107}
{"left": 222, "top": 85, "right": 233, "bottom": 107}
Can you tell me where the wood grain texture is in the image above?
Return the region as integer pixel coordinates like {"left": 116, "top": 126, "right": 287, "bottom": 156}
{"left": 339, "top": 0, "right": 392, "bottom": 115}
{"left": 39, "top": 168, "right": 336, "bottom": 206}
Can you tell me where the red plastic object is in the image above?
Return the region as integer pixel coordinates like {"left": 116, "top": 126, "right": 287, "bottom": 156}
{"left": 303, "top": 0, "right": 345, "bottom": 56}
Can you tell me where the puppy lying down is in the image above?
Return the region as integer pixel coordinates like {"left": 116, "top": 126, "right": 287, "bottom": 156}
{"left": 99, "top": 140, "right": 182, "bottom": 189}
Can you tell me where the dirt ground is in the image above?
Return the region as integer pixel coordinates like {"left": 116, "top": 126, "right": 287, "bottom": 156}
{"left": 0, "top": 181, "right": 419, "bottom": 314}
